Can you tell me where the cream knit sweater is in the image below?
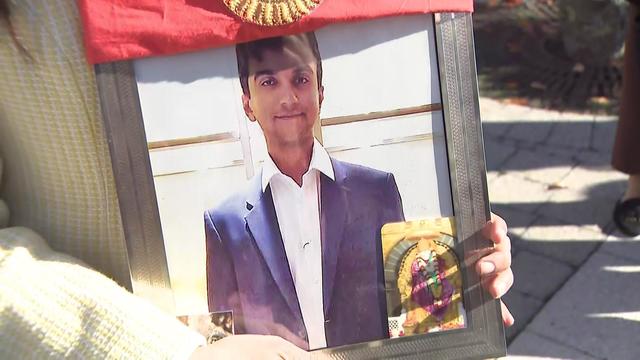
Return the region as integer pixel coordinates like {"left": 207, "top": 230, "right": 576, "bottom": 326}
{"left": 0, "top": 158, "right": 205, "bottom": 359}
{"left": 0, "top": 227, "right": 205, "bottom": 359}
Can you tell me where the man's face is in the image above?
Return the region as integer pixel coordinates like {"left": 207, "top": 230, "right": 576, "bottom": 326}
{"left": 242, "top": 43, "right": 324, "bottom": 149}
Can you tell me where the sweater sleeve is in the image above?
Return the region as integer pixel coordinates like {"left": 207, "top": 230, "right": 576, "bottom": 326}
{"left": 0, "top": 227, "right": 205, "bottom": 360}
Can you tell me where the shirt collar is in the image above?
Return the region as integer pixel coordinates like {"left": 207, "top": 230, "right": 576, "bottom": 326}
{"left": 261, "top": 138, "right": 335, "bottom": 192}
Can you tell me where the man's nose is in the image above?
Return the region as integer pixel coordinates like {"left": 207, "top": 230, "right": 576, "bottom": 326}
{"left": 279, "top": 84, "right": 299, "bottom": 108}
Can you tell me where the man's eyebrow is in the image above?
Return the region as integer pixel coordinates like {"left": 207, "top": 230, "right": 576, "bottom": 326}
{"left": 252, "top": 69, "right": 274, "bottom": 79}
{"left": 251, "top": 64, "right": 313, "bottom": 79}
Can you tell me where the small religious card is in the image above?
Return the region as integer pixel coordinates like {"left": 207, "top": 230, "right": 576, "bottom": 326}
{"left": 382, "top": 218, "right": 466, "bottom": 338}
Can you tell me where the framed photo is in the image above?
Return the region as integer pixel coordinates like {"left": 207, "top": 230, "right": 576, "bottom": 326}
{"left": 95, "top": 12, "right": 505, "bottom": 359}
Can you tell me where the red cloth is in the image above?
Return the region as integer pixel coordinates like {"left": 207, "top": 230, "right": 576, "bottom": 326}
{"left": 78, "top": 0, "right": 473, "bottom": 64}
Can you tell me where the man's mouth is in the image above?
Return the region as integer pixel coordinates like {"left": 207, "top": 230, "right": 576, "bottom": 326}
{"left": 274, "top": 113, "right": 304, "bottom": 120}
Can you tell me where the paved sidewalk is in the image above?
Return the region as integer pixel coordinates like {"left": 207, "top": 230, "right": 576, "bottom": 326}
{"left": 479, "top": 98, "right": 640, "bottom": 359}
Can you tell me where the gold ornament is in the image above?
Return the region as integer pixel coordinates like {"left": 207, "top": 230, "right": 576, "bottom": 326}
{"left": 223, "top": 0, "right": 322, "bottom": 26}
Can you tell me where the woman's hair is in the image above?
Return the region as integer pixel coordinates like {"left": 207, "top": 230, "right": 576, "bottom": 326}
{"left": 0, "top": 0, "right": 9, "bottom": 26}
{"left": 1, "top": 0, "right": 32, "bottom": 59}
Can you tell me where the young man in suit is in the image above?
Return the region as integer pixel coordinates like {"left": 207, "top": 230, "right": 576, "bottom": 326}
{"left": 204, "top": 32, "right": 514, "bottom": 350}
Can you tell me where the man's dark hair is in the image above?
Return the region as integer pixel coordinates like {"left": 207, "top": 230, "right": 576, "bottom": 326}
{"left": 236, "top": 32, "right": 323, "bottom": 95}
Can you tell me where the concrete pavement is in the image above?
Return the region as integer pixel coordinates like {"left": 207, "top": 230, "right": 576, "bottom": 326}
{"left": 479, "top": 98, "right": 640, "bottom": 359}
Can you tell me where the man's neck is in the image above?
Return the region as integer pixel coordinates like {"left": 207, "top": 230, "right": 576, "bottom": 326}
{"left": 268, "top": 139, "right": 314, "bottom": 187}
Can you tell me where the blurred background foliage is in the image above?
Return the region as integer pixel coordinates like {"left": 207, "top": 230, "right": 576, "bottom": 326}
{"left": 474, "top": 0, "right": 629, "bottom": 114}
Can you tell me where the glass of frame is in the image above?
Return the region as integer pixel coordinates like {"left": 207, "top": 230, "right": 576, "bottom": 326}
{"left": 95, "top": 12, "right": 505, "bottom": 359}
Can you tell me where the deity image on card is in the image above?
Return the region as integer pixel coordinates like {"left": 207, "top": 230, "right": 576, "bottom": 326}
{"left": 382, "top": 218, "right": 466, "bottom": 338}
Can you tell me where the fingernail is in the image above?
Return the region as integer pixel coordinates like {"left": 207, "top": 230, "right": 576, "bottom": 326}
{"left": 505, "top": 313, "right": 515, "bottom": 327}
{"left": 479, "top": 261, "right": 496, "bottom": 275}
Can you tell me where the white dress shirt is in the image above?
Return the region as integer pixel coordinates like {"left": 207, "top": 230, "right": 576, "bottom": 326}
{"left": 261, "top": 139, "right": 334, "bottom": 350}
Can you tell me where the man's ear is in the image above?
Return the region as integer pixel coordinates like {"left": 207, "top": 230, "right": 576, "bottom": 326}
{"left": 318, "top": 85, "right": 324, "bottom": 109}
{"left": 242, "top": 93, "right": 256, "bottom": 122}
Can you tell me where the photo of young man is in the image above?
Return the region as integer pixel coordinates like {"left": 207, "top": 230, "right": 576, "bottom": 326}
{"left": 203, "top": 32, "right": 515, "bottom": 351}
{"left": 204, "top": 32, "right": 405, "bottom": 350}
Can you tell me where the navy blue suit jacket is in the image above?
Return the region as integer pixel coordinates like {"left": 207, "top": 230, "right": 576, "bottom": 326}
{"left": 204, "top": 158, "right": 405, "bottom": 349}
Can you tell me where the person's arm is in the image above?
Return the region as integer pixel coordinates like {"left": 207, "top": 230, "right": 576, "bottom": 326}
{"left": 0, "top": 226, "right": 308, "bottom": 360}
{"left": 190, "top": 335, "right": 309, "bottom": 360}
{"left": 0, "top": 227, "right": 205, "bottom": 360}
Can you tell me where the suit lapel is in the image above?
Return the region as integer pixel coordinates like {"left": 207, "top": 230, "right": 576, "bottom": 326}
{"left": 244, "top": 175, "right": 301, "bottom": 320}
{"left": 321, "top": 159, "right": 348, "bottom": 318}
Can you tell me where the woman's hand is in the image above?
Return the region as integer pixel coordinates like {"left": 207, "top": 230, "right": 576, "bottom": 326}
{"left": 477, "top": 213, "right": 515, "bottom": 327}
{"left": 190, "top": 334, "right": 309, "bottom": 360}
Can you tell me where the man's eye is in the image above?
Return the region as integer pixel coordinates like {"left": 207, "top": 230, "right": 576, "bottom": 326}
{"left": 296, "top": 76, "right": 310, "bottom": 84}
{"left": 260, "top": 78, "right": 276, "bottom": 86}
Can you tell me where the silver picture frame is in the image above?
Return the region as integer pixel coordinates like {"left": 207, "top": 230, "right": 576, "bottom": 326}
{"left": 95, "top": 12, "right": 505, "bottom": 359}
